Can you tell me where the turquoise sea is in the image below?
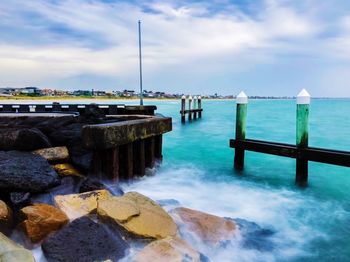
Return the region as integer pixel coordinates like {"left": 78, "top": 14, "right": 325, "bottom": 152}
{"left": 123, "top": 99, "right": 350, "bottom": 262}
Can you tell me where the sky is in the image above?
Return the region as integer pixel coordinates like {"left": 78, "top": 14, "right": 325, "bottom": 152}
{"left": 0, "top": 0, "right": 350, "bottom": 97}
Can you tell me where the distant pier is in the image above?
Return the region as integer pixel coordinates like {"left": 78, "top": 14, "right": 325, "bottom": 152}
{"left": 180, "top": 95, "right": 203, "bottom": 123}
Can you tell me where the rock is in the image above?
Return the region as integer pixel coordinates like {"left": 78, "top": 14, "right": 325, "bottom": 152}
{"left": 233, "top": 218, "right": 275, "bottom": 251}
{"left": 157, "top": 199, "right": 181, "bottom": 208}
{"left": 134, "top": 236, "right": 201, "bottom": 262}
{"left": 0, "top": 200, "right": 13, "bottom": 234}
{"left": 0, "top": 128, "right": 51, "bottom": 151}
{"left": 79, "top": 178, "right": 107, "bottom": 193}
{"left": 10, "top": 192, "right": 31, "bottom": 208}
{"left": 55, "top": 189, "right": 112, "bottom": 220}
{"left": 0, "top": 232, "right": 35, "bottom": 262}
{"left": 42, "top": 216, "right": 128, "bottom": 262}
{"left": 33, "top": 147, "right": 69, "bottom": 162}
{"left": 20, "top": 203, "right": 69, "bottom": 243}
{"left": 170, "top": 207, "right": 237, "bottom": 245}
{"left": 53, "top": 163, "right": 83, "bottom": 178}
{"left": 97, "top": 192, "right": 177, "bottom": 239}
{"left": 0, "top": 151, "right": 59, "bottom": 193}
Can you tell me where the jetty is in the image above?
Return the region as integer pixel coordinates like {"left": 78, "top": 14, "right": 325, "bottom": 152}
{"left": 230, "top": 90, "right": 350, "bottom": 186}
{"left": 0, "top": 103, "right": 171, "bottom": 182}
{"left": 180, "top": 95, "right": 203, "bottom": 122}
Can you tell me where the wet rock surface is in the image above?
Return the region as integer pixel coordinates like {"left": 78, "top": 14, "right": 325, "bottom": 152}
{"left": 42, "top": 216, "right": 129, "bottom": 262}
{"left": 0, "top": 128, "right": 51, "bottom": 151}
{"left": 53, "top": 163, "right": 83, "bottom": 178}
{"left": 79, "top": 177, "right": 108, "bottom": 193}
{"left": 134, "top": 236, "right": 202, "bottom": 262}
{"left": 234, "top": 218, "right": 275, "bottom": 251}
{"left": 20, "top": 203, "right": 69, "bottom": 243}
{"left": 0, "top": 200, "right": 13, "bottom": 234}
{"left": 55, "top": 189, "right": 112, "bottom": 220}
{"left": 170, "top": 207, "right": 238, "bottom": 245}
{"left": 0, "top": 151, "right": 59, "bottom": 193}
{"left": 97, "top": 192, "right": 177, "bottom": 239}
{"left": 0, "top": 232, "right": 35, "bottom": 262}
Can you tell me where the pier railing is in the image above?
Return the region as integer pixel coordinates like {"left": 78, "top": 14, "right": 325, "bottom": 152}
{"left": 229, "top": 90, "right": 350, "bottom": 186}
{"left": 180, "top": 95, "right": 203, "bottom": 122}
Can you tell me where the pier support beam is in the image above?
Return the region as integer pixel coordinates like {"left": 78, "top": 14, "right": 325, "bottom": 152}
{"left": 198, "top": 96, "right": 202, "bottom": 118}
{"left": 296, "top": 89, "right": 310, "bottom": 186}
{"left": 188, "top": 96, "right": 193, "bottom": 121}
{"left": 181, "top": 95, "right": 186, "bottom": 123}
{"left": 234, "top": 91, "right": 248, "bottom": 170}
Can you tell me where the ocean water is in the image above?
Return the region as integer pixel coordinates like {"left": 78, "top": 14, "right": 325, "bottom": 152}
{"left": 6, "top": 99, "right": 349, "bottom": 261}
{"left": 122, "top": 99, "right": 350, "bottom": 262}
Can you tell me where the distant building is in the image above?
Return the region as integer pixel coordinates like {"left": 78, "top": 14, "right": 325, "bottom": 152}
{"left": 21, "top": 87, "right": 41, "bottom": 95}
{"left": 73, "top": 90, "right": 92, "bottom": 96}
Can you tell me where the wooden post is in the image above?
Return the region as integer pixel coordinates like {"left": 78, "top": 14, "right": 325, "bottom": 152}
{"left": 181, "top": 95, "right": 186, "bottom": 123}
{"left": 234, "top": 91, "right": 248, "bottom": 170}
{"left": 193, "top": 96, "right": 198, "bottom": 119}
{"left": 296, "top": 89, "right": 310, "bottom": 186}
{"left": 198, "top": 96, "right": 202, "bottom": 118}
{"left": 145, "top": 137, "right": 155, "bottom": 168}
{"left": 188, "top": 95, "right": 192, "bottom": 121}
{"left": 154, "top": 135, "right": 163, "bottom": 161}
{"left": 133, "top": 140, "right": 145, "bottom": 177}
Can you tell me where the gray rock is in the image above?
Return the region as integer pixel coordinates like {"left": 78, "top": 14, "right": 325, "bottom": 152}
{"left": 42, "top": 216, "right": 129, "bottom": 262}
{"left": 0, "top": 128, "right": 51, "bottom": 151}
{"left": 0, "top": 151, "right": 59, "bottom": 193}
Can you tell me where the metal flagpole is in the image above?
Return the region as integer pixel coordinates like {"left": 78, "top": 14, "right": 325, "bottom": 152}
{"left": 138, "top": 20, "right": 144, "bottom": 105}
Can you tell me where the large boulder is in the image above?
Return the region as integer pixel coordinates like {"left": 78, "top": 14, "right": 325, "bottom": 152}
{"left": 42, "top": 216, "right": 128, "bottom": 262}
{"left": 170, "top": 207, "right": 238, "bottom": 245}
{"left": 134, "top": 236, "right": 202, "bottom": 262}
{"left": 0, "top": 232, "right": 35, "bottom": 262}
{"left": 53, "top": 163, "right": 83, "bottom": 178}
{"left": 0, "top": 151, "right": 60, "bottom": 193}
{"left": 97, "top": 192, "right": 177, "bottom": 239}
{"left": 32, "top": 146, "right": 69, "bottom": 162}
{"left": 0, "top": 200, "right": 13, "bottom": 234}
{"left": 20, "top": 203, "right": 69, "bottom": 243}
{"left": 0, "top": 128, "right": 51, "bottom": 151}
{"left": 55, "top": 189, "right": 112, "bottom": 220}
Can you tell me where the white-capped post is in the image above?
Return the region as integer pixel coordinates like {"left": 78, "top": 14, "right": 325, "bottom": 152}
{"left": 296, "top": 89, "right": 310, "bottom": 186}
{"left": 198, "top": 96, "right": 202, "bottom": 118}
{"left": 188, "top": 95, "right": 193, "bottom": 121}
{"left": 193, "top": 96, "right": 198, "bottom": 119}
{"left": 181, "top": 95, "right": 186, "bottom": 123}
{"left": 234, "top": 91, "right": 248, "bottom": 170}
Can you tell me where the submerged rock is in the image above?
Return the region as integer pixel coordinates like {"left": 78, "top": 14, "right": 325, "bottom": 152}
{"left": 54, "top": 189, "right": 112, "bottom": 220}
{"left": 234, "top": 218, "right": 275, "bottom": 251}
{"left": 170, "top": 207, "right": 238, "bottom": 245}
{"left": 42, "top": 216, "right": 128, "bottom": 262}
{"left": 0, "top": 151, "right": 59, "bottom": 193}
{"left": 53, "top": 163, "right": 83, "bottom": 178}
{"left": 0, "top": 128, "right": 51, "bottom": 151}
{"left": 134, "top": 236, "right": 202, "bottom": 262}
{"left": 0, "top": 232, "right": 35, "bottom": 262}
{"left": 33, "top": 146, "right": 69, "bottom": 162}
{"left": 97, "top": 192, "right": 177, "bottom": 239}
{"left": 0, "top": 200, "right": 13, "bottom": 234}
{"left": 20, "top": 203, "right": 69, "bottom": 243}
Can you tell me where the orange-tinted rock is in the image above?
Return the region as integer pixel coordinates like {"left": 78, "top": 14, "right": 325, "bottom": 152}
{"left": 171, "top": 207, "right": 238, "bottom": 245}
{"left": 134, "top": 236, "right": 201, "bottom": 262}
{"left": 53, "top": 163, "right": 84, "bottom": 178}
{"left": 97, "top": 192, "right": 177, "bottom": 239}
{"left": 55, "top": 190, "right": 112, "bottom": 220}
{"left": 0, "top": 200, "right": 12, "bottom": 234}
{"left": 20, "top": 203, "right": 69, "bottom": 243}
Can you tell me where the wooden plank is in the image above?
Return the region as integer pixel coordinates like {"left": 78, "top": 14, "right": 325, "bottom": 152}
{"left": 301, "top": 147, "right": 350, "bottom": 167}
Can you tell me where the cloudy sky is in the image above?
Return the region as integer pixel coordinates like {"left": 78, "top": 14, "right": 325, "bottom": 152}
{"left": 0, "top": 0, "right": 350, "bottom": 96}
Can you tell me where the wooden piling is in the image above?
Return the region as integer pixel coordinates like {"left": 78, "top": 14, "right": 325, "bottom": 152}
{"left": 296, "top": 89, "right": 310, "bottom": 186}
{"left": 181, "top": 95, "right": 186, "bottom": 123}
{"left": 193, "top": 96, "right": 198, "bottom": 119}
{"left": 188, "top": 96, "right": 193, "bottom": 121}
{"left": 133, "top": 140, "right": 145, "bottom": 177}
{"left": 234, "top": 91, "right": 248, "bottom": 170}
{"left": 198, "top": 96, "right": 202, "bottom": 118}
{"left": 154, "top": 135, "right": 163, "bottom": 161}
{"left": 145, "top": 137, "right": 155, "bottom": 168}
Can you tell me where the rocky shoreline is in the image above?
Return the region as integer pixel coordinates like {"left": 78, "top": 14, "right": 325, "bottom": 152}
{"left": 0, "top": 107, "right": 274, "bottom": 261}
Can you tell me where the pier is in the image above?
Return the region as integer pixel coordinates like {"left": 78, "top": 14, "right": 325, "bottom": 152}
{"left": 0, "top": 103, "right": 171, "bottom": 182}
{"left": 180, "top": 95, "right": 203, "bottom": 122}
{"left": 230, "top": 90, "right": 350, "bottom": 186}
